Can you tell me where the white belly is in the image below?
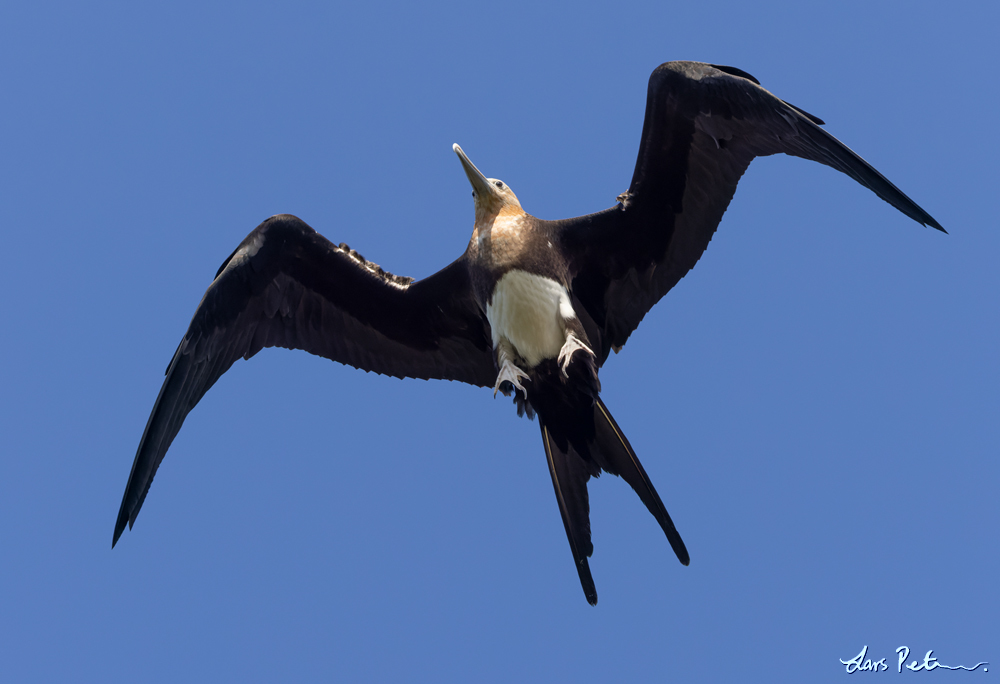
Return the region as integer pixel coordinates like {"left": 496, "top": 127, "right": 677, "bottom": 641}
{"left": 486, "top": 270, "right": 576, "bottom": 368}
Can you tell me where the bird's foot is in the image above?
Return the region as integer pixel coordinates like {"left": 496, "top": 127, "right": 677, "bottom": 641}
{"left": 557, "top": 334, "right": 595, "bottom": 378}
{"left": 494, "top": 359, "right": 530, "bottom": 398}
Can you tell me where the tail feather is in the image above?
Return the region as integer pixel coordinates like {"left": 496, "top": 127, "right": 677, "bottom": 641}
{"left": 541, "top": 424, "right": 599, "bottom": 605}
{"left": 537, "top": 395, "right": 688, "bottom": 605}
{"left": 594, "top": 397, "right": 689, "bottom": 566}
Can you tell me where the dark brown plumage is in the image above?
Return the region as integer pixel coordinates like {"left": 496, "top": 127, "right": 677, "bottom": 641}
{"left": 114, "top": 61, "right": 942, "bottom": 604}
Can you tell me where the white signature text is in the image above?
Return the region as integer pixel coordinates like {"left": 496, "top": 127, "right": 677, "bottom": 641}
{"left": 840, "top": 645, "right": 988, "bottom": 674}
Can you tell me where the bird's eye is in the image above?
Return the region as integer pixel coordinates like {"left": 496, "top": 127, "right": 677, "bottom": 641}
{"left": 494, "top": 180, "right": 503, "bottom": 188}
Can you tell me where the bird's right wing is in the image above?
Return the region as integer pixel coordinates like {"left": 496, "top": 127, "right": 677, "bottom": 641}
{"left": 113, "top": 214, "right": 495, "bottom": 546}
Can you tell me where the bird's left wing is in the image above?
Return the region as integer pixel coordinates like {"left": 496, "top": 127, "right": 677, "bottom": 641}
{"left": 113, "top": 214, "right": 495, "bottom": 546}
{"left": 553, "top": 61, "right": 943, "bottom": 364}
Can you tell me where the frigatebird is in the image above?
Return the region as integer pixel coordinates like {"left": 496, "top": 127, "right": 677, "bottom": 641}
{"left": 113, "top": 61, "right": 943, "bottom": 605}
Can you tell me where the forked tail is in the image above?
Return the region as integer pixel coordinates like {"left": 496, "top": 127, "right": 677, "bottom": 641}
{"left": 539, "top": 396, "right": 688, "bottom": 605}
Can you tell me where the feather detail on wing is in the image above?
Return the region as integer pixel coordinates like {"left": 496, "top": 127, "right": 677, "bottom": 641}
{"left": 113, "top": 214, "right": 493, "bottom": 546}
{"left": 558, "top": 61, "right": 943, "bottom": 363}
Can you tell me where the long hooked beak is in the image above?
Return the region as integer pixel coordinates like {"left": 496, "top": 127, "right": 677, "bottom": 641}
{"left": 453, "top": 143, "right": 496, "bottom": 199}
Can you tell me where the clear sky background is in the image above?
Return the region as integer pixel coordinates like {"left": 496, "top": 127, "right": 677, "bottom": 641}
{"left": 1, "top": 1, "right": 996, "bottom": 682}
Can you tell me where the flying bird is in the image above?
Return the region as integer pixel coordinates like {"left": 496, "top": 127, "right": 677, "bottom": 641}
{"left": 113, "top": 61, "right": 943, "bottom": 605}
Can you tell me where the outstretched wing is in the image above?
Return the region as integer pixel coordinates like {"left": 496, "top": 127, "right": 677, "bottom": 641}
{"left": 113, "top": 214, "right": 494, "bottom": 546}
{"left": 558, "top": 60, "right": 944, "bottom": 363}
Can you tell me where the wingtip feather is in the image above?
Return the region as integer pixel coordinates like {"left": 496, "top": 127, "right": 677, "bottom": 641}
{"left": 112, "top": 508, "right": 129, "bottom": 548}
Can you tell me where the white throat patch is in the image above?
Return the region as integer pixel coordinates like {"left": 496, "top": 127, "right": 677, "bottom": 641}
{"left": 486, "top": 270, "right": 577, "bottom": 368}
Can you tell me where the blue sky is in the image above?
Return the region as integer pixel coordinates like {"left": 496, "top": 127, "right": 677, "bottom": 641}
{"left": 1, "top": 1, "right": 996, "bottom": 681}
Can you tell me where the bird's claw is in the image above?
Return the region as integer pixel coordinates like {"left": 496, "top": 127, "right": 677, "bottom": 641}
{"left": 494, "top": 360, "right": 529, "bottom": 398}
{"left": 557, "top": 334, "right": 595, "bottom": 378}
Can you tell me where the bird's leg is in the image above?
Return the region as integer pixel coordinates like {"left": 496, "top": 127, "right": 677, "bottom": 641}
{"left": 557, "top": 333, "right": 595, "bottom": 379}
{"left": 494, "top": 340, "right": 530, "bottom": 398}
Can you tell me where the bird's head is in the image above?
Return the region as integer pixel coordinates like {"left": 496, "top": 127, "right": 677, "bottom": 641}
{"left": 453, "top": 143, "right": 522, "bottom": 222}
